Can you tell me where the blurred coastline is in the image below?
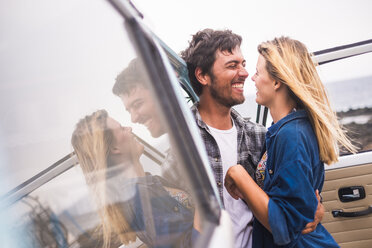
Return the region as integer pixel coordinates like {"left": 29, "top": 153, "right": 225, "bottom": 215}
{"left": 338, "top": 107, "right": 372, "bottom": 154}
{"left": 328, "top": 76, "right": 372, "bottom": 154}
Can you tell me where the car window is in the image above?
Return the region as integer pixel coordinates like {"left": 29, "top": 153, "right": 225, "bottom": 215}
{"left": 316, "top": 52, "right": 372, "bottom": 155}
{"left": 0, "top": 1, "right": 218, "bottom": 247}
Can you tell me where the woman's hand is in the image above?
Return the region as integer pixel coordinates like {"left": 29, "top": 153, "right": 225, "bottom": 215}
{"left": 193, "top": 207, "right": 201, "bottom": 232}
{"left": 224, "top": 164, "right": 246, "bottom": 200}
{"left": 225, "top": 164, "right": 271, "bottom": 232}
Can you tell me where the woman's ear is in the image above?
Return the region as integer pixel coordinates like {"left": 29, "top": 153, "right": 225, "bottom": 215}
{"left": 273, "top": 80, "right": 282, "bottom": 91}
{"left": 195, "top": 67, "right": 209, "bottom": 86}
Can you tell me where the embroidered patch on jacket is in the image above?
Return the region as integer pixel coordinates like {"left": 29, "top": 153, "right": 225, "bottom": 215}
{"left": 255, "top": 151, "right": 267, "bottom": 188}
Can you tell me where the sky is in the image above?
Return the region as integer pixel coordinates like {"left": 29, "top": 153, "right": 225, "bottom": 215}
{"left": 132, "top": 0, "right": 372, "bottom": 86}
{"left": 129, "top": 0, "right": 372, "bottom": 121}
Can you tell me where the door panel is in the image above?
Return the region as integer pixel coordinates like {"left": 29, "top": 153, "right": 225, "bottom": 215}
{"left": 322, "top": 162, "right": 372, "bottom": 248}
{"left": 311, "top": 41, "right": 372, "bottom": 248}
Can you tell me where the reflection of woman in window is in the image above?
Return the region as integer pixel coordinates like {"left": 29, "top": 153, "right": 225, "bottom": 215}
{"left": 71, "top": 110, "right": 194, "bottom": 248}
{"left": 225, "top": 37, "right": 355, "bottom": 247}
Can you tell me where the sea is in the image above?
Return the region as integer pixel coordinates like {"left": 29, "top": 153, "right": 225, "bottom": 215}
{"left": 325, "top": 76, "right": 372, "bottom": 112}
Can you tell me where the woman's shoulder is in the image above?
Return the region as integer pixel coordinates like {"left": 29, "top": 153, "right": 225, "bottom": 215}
{"left": 274, "top": 116, "right": 319, "bottom": 162}
{"left": 273, "top": 117, "right": 316, "bottom": 154}
{"left": 276, "top": 115, "right": 313, "bottom": 138}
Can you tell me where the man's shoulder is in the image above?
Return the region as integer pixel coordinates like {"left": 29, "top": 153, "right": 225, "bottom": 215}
{"left": 190, "top": 102, "right": 209, "bottom": 131}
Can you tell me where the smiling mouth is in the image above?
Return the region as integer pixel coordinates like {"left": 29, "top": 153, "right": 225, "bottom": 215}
{"left": 232, "top": 83, "right": 244, "bottom": 92}
{"left": 232, "top": 83, "right": 243, "bottom": 88}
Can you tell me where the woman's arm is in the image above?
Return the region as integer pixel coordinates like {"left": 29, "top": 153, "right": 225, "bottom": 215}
{"left": 225, "top": 164, "right": 271, "bottom": 232}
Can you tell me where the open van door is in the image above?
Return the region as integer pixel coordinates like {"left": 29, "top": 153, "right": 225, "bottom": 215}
{"left": 0, "top": 0, "right": 233, "bottom": 247}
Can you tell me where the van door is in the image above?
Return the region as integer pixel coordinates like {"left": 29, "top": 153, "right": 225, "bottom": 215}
{"left": 315, "top": 41, "right": 372, "bottom": 248}
{"left": 0, "top": 1, "right": 227, "bottom": 247}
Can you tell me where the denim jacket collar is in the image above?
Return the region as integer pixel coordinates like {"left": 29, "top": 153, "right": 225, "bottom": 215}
{"left": 267, "top": 109, "right": 307, "bottom": 138}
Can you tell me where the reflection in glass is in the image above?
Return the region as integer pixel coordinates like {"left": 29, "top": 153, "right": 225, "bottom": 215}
{"left": 71, "top": 109, "right": 195, "bottom": 247}
{"left": 2, "top": 1, "right": 204, "bottom": 246}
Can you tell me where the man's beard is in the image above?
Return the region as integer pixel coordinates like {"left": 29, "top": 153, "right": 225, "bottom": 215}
{"left": 209, "top": 74, "right": 245, "bottom": 108}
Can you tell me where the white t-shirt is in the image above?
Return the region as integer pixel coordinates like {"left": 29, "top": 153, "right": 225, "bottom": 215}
{"left": 207, "top": 121, "right": 254, "bottom": 248}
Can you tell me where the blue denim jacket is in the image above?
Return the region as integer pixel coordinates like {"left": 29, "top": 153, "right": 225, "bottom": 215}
{"left": 253, "top": 110, "right": 339, "bottom": 248}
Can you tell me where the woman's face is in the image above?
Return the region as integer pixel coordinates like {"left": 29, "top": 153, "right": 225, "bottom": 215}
{"left": 251, "top": 55, "right": 276, "bottom": 108}
{"left": 106, "top": 117, "right": 144, "bottom": 158}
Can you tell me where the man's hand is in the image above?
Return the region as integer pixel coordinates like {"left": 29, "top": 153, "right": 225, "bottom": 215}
{"left": 302, "top": 190, "right": 324, "bottom": 234}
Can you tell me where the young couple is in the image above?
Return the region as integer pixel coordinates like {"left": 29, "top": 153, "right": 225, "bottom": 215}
{"left": 181, "top": 29, "right": 355, "bottom": 247}
{"left": 72, "top": 29, "right": 354, "bottom": 247}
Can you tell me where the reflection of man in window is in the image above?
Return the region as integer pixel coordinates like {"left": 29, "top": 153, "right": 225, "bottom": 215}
{"left": 112, "top": 58, "right": 185, "bottom": 190}
{"left": 112, "top": 58, "right": 199, "bottom": 245}
{"left": 113, "top": 58, "right": 165, "bottom": 138}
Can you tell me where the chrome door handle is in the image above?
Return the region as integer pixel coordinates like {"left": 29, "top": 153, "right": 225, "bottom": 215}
{"left": 332, "top": 205, "right": 372, "bottom": 217}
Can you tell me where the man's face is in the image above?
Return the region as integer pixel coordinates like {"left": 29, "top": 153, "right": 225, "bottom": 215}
{"left": 121, "top": 87, "right": 165, "bottom": 138}
{"left": 207, "top": 46, "right": 248, "bottom": 107}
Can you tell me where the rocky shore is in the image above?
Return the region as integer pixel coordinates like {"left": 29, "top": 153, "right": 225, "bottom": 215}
{"left": 337, "top": 107, "right": 372, "bottom": 155}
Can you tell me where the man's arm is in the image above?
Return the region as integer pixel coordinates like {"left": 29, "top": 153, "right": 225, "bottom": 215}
{"left": 301, "top": 190, "right": 324, "bottom": 234}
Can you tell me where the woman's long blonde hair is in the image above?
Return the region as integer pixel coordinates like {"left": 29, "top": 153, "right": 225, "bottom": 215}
{"left": 258, "top": 37, "right": 356, "bottom": 164}
{"left": 71, "top": 110, "right": 136, "bottom": 247}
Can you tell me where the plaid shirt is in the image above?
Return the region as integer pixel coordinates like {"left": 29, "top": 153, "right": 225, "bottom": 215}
{"left": 191, "top": 103, "right": 267, "bottom": 207}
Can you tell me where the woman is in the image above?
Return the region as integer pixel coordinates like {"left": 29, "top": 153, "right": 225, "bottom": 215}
{"left": 71, "top": 110, "right": 195, "bottom": 248}
{"left": 224, "top": 37, "right": 355, "bottom": 247}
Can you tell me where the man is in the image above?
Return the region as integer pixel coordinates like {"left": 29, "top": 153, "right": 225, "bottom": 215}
{"left": 180, "top": 29, "right": 322, "bottom": 247}
{"left": 180, "top": 29, "right": 265, "bottom": 247}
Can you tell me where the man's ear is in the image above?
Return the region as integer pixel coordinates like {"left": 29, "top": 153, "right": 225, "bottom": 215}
{"left": 195, "top": 67, "right": 209, "bottom": 86}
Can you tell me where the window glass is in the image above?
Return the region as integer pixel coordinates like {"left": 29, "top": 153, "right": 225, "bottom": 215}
{"left": 171, "top": 62, "right": 198, "bottom": 106}
{"left": 0, "top": 1, "right": 211, "bottom": 247}
{"left": 317, "top": 52, "right": 372, "bottom": 155}
{"left": 180, "top": 87, "right": 196, "bottom": 107}
{"left": 0, "top": 0, "right": 133, "bottom": 194}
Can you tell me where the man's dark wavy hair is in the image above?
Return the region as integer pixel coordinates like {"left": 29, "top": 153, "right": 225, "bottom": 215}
{"left": 112, "top": 58, "right": 146, "bottom": 97}
{"left": 180, "top": 29, "right": 242, "bottom": 96}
